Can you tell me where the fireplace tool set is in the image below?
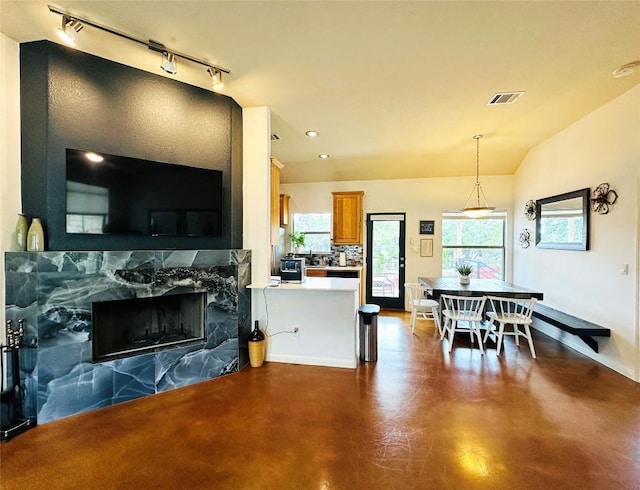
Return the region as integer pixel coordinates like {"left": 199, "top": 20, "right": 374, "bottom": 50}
{"left": 1, "top": 319, "right": 34, "bottom": 441}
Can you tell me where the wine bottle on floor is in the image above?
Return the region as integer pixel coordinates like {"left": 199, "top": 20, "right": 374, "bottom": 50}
{"left": 248, "top": 320, "right": 266, "bottom": 368}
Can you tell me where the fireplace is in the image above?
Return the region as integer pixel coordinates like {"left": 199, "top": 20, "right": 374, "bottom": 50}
{"left": 92, "top": 293, "right": 206, "bottom": 362}
{"left": 5, "top": 249, "right": 251, "bottom": 424}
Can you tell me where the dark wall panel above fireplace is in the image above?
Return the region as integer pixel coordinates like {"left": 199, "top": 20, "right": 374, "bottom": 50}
{"left": 20, "top": 41, "right": 243, "bottom": 251}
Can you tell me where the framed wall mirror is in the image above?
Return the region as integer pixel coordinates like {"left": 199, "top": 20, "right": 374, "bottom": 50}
{"left": 535, "top": 188, "right": 590, "bottom": 251}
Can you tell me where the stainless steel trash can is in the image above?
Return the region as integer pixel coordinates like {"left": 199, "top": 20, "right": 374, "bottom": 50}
{"left": 358, "top": 304, "right": 380, "bottom": 362}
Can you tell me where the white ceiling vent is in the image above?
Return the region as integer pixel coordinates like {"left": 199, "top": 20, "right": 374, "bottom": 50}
{"left": 487, "top": 92, "right": 525, "bottom": 106}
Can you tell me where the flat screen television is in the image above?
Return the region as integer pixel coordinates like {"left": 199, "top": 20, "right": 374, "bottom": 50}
{"left": 65, "top": 149, "right": 223, "bottom": 236}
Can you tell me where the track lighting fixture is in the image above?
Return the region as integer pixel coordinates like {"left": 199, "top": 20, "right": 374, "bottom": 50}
{"left": 56, "top": 14, "right": 83, "bottom": 45}
{"left": 207, "top": 67, "right": 224, "bottom": 91}
{"left": 48, "top": 5, "right": 230, "bottom": 89}
{"left": 161, "top": 51, "right": 177, "bottom": 75}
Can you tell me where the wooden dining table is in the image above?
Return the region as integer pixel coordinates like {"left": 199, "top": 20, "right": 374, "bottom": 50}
{"left": 418, "top": 277, "right": 544, "bottom": 301}
{"left": 418, "top": 277, "right": 544, "bottom": 332}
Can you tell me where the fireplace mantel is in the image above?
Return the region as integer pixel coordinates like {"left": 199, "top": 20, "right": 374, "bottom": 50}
{"left": 4, "top": 249, "right": 251, "bottom": 424}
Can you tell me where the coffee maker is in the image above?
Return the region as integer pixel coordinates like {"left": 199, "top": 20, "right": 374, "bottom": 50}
{"left": 280, "top": 258, "right": 306, "bottom": 283}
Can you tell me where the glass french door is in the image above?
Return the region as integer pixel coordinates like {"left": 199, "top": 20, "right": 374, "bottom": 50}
{"left": 365, "top": 213, "right": 406, "bottom": 309}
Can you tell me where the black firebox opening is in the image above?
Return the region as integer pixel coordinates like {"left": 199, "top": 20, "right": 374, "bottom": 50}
{"left": 92, "top": 292, "right": 206, "bottom": 362}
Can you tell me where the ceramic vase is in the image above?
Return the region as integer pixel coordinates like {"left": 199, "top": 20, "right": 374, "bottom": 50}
{"left": 459, "top": 275, "right": 470, "bottom": 285}
{"left": 27, "top": 217, "right": 45, "bottom": 251}
{"left": 15, "top": 213, "right": 28, "bottom": 251}
{"left": 248, "top": 320, "right": 266, "bottom": 368}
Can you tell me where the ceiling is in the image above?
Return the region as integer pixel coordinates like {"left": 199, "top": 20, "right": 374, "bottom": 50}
{"left": 1, "top": 1, "right": 639, "bottom": 184}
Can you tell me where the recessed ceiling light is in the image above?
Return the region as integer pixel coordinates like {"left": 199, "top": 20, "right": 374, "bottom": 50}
{"left": 306, "top": 130, "right": 319, "bottom": 137}
{"left": 319, "top": 154, "right": 330, "bottom": 159}
{"left": 612, "top": 61, "right": 639, "bottom": 78}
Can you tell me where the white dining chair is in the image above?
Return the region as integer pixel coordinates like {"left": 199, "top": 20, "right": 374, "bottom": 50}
{"left": 440, "top": 294, "right": 487, "bottom": 354}
{"left": 484, "top": 296, "right": 538, "bottom": 358}
{"left": 404, "top": 283, "right": 441, "bottom": 335}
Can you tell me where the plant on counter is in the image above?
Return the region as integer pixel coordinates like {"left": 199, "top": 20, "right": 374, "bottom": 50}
{"left": 290, "top": 231, "right": 306, "bottom": 250}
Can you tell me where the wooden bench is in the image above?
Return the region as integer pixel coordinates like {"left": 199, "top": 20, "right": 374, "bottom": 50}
{"left": 532, "top": 303, "right": 610, "bottom": 353}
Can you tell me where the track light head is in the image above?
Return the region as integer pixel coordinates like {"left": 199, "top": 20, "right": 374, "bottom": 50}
{"left": 57, "top": 15, "right": 84, "bottom": 45}
{"left": 161, "top": 51, "right": 177, "bottom": 75}
{"left": 207, "top": 67, "right": 224, "bottom": 91}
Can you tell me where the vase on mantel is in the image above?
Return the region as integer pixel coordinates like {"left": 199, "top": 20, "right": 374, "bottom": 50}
{"left": 248, "top": 320, "right": 266, "bottom": 368}
{"left": 15, "top": 213, "right": 28, "bottom": 251}
{"left": 27, "top": 217, "right": 45, "bottom": 251}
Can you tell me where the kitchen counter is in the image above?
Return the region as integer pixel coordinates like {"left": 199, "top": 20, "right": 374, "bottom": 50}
{"left": 305, "top": 265, "right": 363, "bottom": 271}
{"left": 248, "top": 276, "right": 359, "bottom": 291}
{"left": 247, "top": 277, "right": 360, "bottom": 369}
{"left": 302, "top": 266, "right": 364, "bottom": 302}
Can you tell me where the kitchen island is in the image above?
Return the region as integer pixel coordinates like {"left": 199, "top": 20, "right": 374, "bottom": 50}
{"left": 248, "top": 277, "right": 361, "bottom": 368}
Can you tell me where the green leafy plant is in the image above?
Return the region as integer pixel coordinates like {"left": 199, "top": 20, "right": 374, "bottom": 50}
{"left": 290, "top": 231, "right": 306, "bottom": 248}
{"left": 456, "top": 262, "right": 473, "bottom": 276}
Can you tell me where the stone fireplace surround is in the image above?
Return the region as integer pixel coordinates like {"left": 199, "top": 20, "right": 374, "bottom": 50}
{"left": 4, "top": 249, "right": 251, "bottom": 424}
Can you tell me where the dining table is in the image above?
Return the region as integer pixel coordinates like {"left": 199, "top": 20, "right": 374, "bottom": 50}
{"left": 418, "top": 277, "right": 544, "bottom": 341}
{"left": 418, "top": 277, "right": 544, "bottom": 302}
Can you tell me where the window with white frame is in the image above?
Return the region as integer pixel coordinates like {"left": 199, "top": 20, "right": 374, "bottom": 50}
{"left": 441, "top": 212, "right": 506, "bottom": 279}
{"left": 292, "top": 213, "right": 331, "bottom": 252}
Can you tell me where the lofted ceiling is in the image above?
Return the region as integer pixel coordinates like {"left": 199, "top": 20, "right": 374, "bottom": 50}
{"left": 1, "top": 1, "right": 639, "bottom": 184}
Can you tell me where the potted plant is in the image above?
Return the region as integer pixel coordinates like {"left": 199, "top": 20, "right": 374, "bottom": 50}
{"left": 456, "top": 262, "right": 473, "bottom": 285}
{"left": 290, "top": 231, "right": 306, "bottom": 253}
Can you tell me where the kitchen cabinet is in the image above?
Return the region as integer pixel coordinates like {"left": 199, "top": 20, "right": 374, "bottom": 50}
{"left": 270, "top": 158, "right": 283, "bottom": 245}
{"left": 280, "top": 194, "right": 290, "bottom": 226}
{"left": 332, "top": 191, "right": 364, "bottom": 245}
{"left": 306, "top": 268, "right": 327, "bottom": 277}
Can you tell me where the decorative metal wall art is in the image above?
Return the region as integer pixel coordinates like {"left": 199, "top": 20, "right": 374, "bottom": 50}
{"left": 524, "top": 200, "right": 536, "bottom": 220}
{"left": 590, "top": 183, "right": 618, "bottom": 215}
{"left": 519, "top": 229, "right": 531, "bottom": 248}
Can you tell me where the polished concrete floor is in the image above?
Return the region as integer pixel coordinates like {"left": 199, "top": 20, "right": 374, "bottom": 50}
{"left": 1, "top": 311, "right": 640, "bottom": 489}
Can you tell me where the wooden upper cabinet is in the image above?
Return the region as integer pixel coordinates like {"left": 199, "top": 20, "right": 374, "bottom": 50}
{"left": 270, "top": 158, "right": 283, "bottom": 245}
{"left": 279, "top": 194, "right": 290, "bottom": 226}
{"left": 332, "top": 191, "right": 364, "bottom": 244}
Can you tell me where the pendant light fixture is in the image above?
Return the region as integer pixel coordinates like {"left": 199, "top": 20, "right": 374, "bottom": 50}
{"left": 461, "top": 134, "right": 495, "bottom": 218}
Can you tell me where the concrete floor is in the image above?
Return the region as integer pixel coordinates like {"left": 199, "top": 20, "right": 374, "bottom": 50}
{"left": 1, "top": 311, "right": 639, "bottom": 489}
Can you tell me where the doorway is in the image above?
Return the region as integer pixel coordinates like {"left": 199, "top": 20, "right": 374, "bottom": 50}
{"left": 365, "top": 213, "right": 406, "bottom": 309}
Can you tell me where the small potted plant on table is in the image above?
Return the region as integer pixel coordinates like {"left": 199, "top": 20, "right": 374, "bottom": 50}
{"left": 457, "top": 262, "right": 473, "bottom": 285}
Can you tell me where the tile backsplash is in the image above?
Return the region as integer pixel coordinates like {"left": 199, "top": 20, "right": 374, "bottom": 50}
{"left": 304, "top": 245, "right": 363, "bottom": 266}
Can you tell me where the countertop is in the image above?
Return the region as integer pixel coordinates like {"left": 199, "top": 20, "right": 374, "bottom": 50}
{"left": 248, "top": 276, "right": 360, "bottom": 292}
{"left": 305, "top": 265, "right": 363, "bottom": 271}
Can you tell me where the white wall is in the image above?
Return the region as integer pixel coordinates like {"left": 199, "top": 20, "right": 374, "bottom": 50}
{"left": 242, "top": 107, "right": 274, "bottom": 335}
{"left": 282, "top": 174, "right": 515, "bottom": 289}
{"left": 1, "top": 33, "right": 21, "bottom": 340}
{"left": 513, "top": 85, "right": 640, "bottom": 380}
{"left": 242, "top": 107, "right": 272, "bottom": 286}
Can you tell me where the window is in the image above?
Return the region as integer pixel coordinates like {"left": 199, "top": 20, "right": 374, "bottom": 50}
{"left": 441, "top": 212, "right": 505, "bottom": 279}
{"left": 292, "top": 213, "right": 331, "bottom": 252}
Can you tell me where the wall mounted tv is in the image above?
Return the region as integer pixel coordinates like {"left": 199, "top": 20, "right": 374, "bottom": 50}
{"left": 65, "top": 149, "right": 223, "bottom": 236}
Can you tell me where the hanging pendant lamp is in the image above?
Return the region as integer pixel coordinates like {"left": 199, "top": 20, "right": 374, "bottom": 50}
{"left": 461, "top": 134, "right": 495, "bottom": 218}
